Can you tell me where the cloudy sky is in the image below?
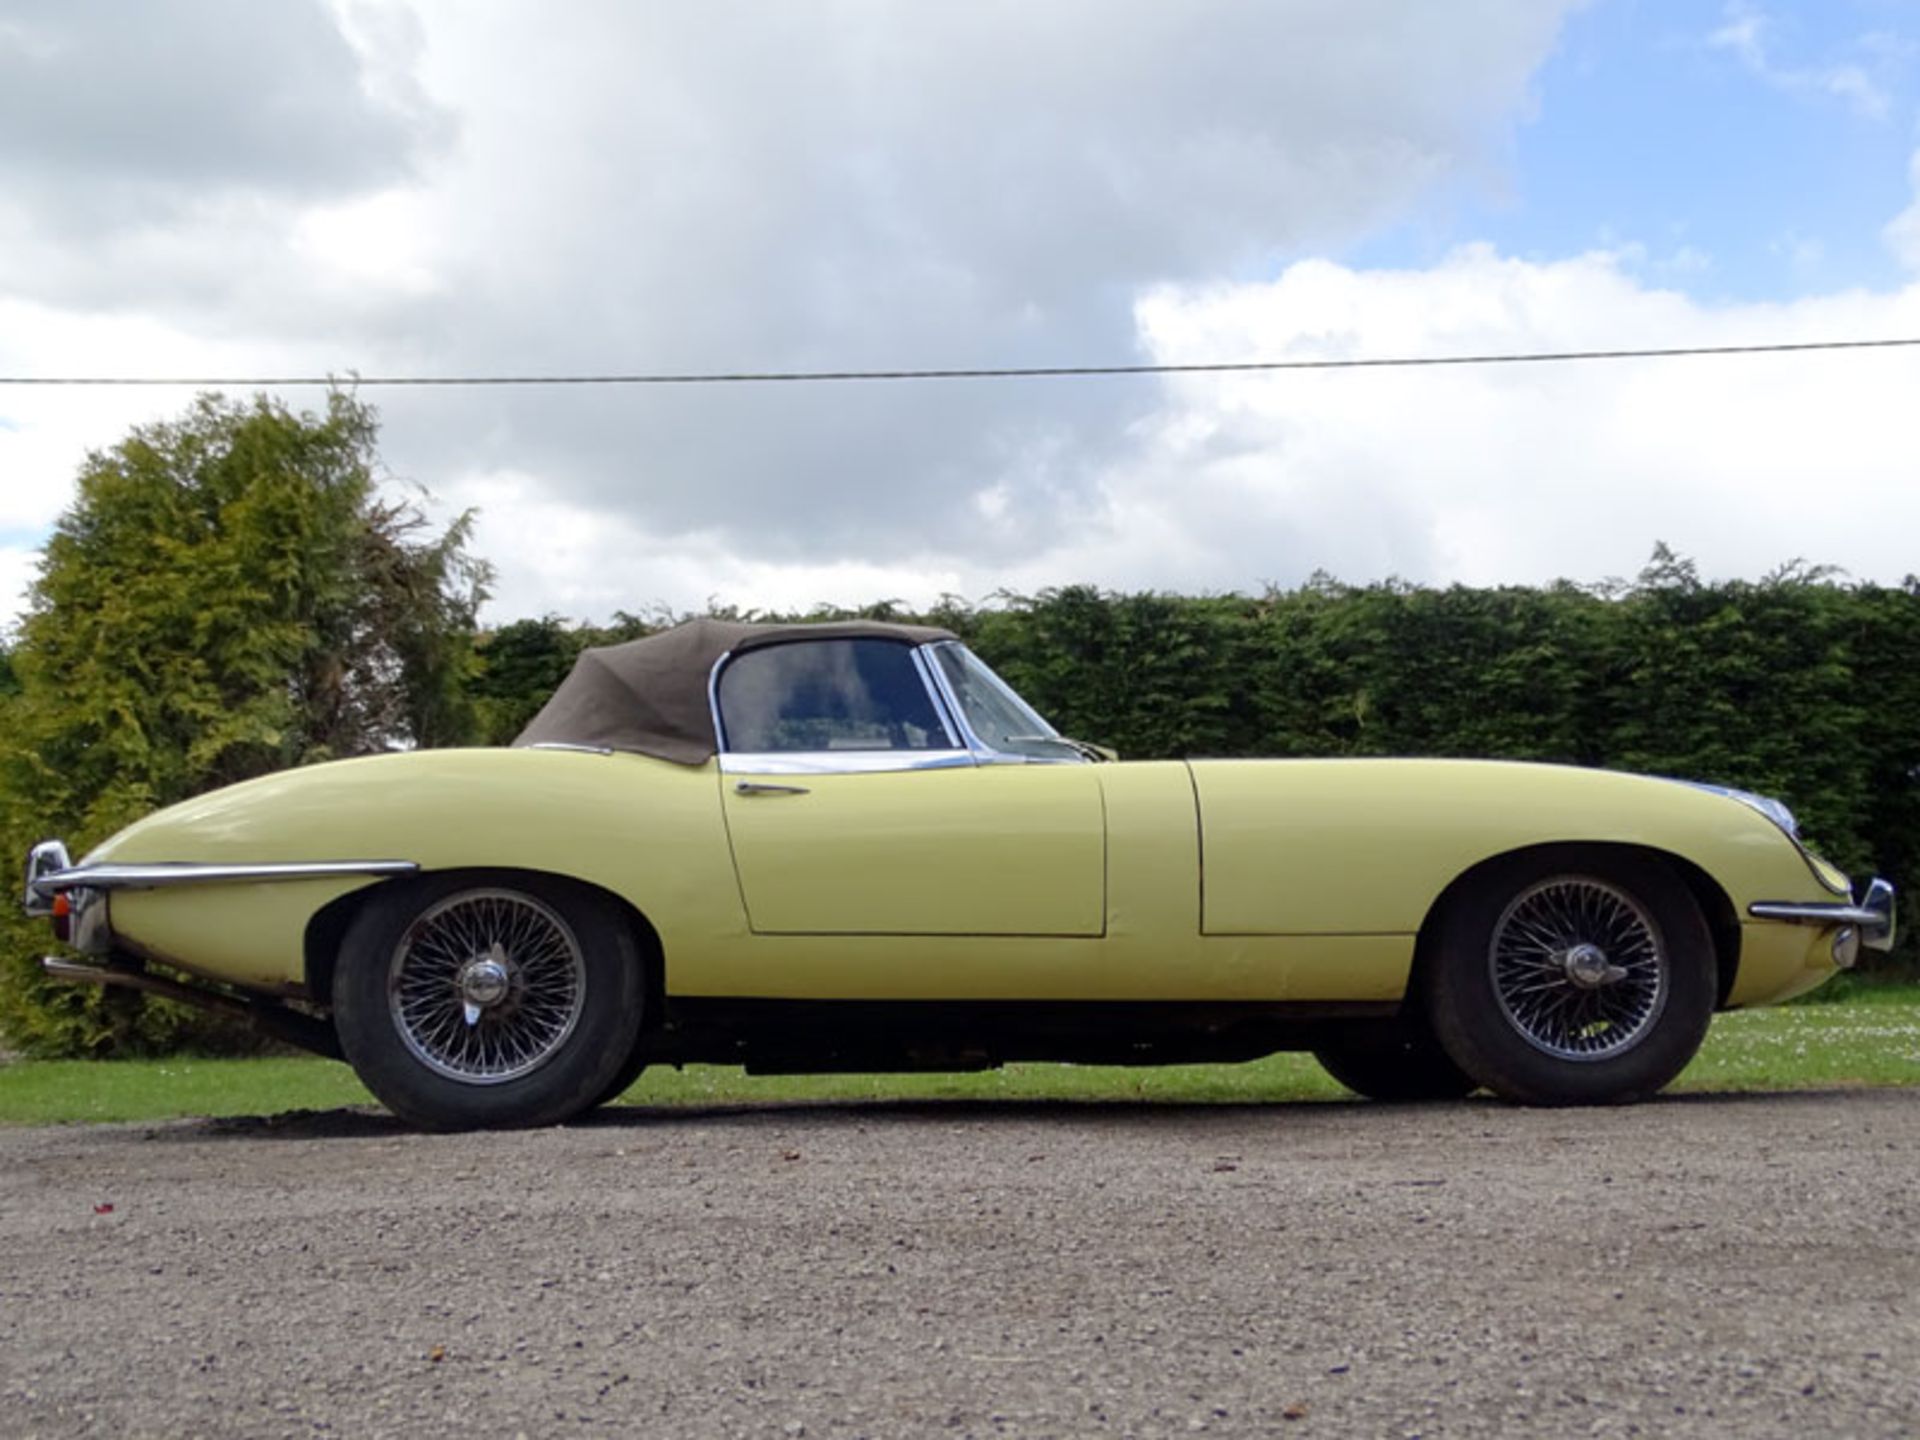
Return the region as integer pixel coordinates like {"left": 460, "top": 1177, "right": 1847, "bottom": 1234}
{"left": 3, "top": 0, "right": 1918, "bottom": 629}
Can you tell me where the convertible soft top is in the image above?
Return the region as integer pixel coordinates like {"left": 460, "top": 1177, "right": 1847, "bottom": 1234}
{"left": 513, "top": 617, "right": 956, "bottom": 764}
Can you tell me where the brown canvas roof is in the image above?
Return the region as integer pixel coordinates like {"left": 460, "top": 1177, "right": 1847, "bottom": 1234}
{"left": 512, "top": 617, "right": 957, "bottom": 764}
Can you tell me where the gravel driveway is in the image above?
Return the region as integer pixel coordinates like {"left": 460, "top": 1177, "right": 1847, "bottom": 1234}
{"left": 2, "top": 1089, "right": 1917, "bottom": 1438}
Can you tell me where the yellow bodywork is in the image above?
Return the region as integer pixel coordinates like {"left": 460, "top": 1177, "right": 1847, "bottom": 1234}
{"left": 721, "top": 764, "right": 1107, "bottom": 936}
{"left": 88, "top": 749, "right": 1849, "bottom": 1009}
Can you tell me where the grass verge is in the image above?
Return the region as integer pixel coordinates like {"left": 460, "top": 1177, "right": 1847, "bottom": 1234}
{"left": 3, "top": 987, "right": 1918, "bottom": 1127}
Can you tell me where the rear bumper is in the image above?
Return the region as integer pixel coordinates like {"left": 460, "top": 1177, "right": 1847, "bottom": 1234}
{"left": 22, "top": 839, "right": 113, "bottom": 955}
{"left": 1749, "top": 877, "right": 1897, "bottom": 958}
{"left": 24, "top": 835, "right": 417, "bottom": 960}
{"left": 21, "top": 839, "right": 71, "bottom": 917}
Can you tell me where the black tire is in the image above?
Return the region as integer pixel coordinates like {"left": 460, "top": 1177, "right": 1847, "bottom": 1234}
{"left": 1426, "top": 847, "right": 1716, "bottom": 1106}
{"left": 588, "top": 1039, "right": 650, "bottom": 1112}
{"left": 333, "top": 871, "right": 645, "bottom": 1131}
{"left": 1313, "top": 1023, "right": 1478, "bottom": 1101}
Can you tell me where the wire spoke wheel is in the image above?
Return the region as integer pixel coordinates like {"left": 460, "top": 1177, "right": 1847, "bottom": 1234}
{"left": 1488, "top": 875, "right": 1668, "bottom": 1062}
{"left": 387, "top": 888, "right": 588, "bottom": 1085}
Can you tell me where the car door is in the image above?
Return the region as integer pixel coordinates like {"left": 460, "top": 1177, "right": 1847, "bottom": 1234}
{"left": 715, "top": 637, "right": 1106, "bottom": 936}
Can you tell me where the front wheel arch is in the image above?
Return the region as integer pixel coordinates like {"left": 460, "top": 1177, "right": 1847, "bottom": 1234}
{"left": 1418, "top": 843, "right": 1719, "bottom": 1105}
{"left": 1407, "top": 842, "right": 1741, "bottom": 1018}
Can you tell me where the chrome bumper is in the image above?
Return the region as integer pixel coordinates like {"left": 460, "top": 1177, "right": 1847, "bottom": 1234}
{"left": 1749, "top": 877, "right": 1897, "bottom": 954}
{"left": 26, "top": 836, "right": 418, "bottom": 957}
{"left": 21, "top": 839, "right": 72, "bottom": 917}
{"left": 23, "top": 839, "right": 114, "bottom": 955}
{"left": 24, "top": 838, "right": 417, "bottom": 911}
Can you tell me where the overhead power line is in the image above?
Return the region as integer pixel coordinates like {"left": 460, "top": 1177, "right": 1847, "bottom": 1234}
{"left": 2, "top": 335, "right": 1919, "bottom": 388}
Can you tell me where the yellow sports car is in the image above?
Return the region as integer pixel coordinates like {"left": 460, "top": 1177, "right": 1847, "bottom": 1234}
{"left": 21, "top": 619, "right": 1896, "bottom": 1128}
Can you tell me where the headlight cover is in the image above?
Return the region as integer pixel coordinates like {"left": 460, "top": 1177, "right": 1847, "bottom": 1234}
{"left": 1688, "top": 782, "right": 1799, "bottom": 839}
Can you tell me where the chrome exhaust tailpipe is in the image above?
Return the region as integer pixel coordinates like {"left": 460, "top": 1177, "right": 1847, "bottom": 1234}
{"left": 39, "top": 956, "right": 343, "bottom": 1060}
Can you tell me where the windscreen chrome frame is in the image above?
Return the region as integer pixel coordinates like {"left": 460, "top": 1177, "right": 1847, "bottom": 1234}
{"left": 921, "top": 640, "right": 1082, "bottom": 767}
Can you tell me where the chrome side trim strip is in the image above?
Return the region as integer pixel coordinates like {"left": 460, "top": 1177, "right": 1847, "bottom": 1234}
{"left": 29, "top": 858, "right": 419, "bottom": 900}
{"left": 719, "top": 750, "right": 976, "bottom": 775}
{"left": 1748, "top": 877, "right": 1896, "bottom": 952}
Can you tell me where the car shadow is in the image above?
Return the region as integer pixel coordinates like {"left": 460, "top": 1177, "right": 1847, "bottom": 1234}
{"left": 153, "top": 1096, "right": 1361, "bottom": 1142}
{"left": 146, "top": 1106, "right": 412, "bottom": 1142}
{"left": 586, "top": 1085, "right": 1909, "bottom": 1127}
{"left": 143, "top": 1084, "right": 1908, "bottom": 1142}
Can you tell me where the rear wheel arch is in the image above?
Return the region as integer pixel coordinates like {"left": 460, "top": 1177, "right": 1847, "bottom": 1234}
{"left": 1408, "top": 841, "right": 1740, "bottom": 1012}
{"left": 327, "top": 867, "right": 673, "bottom": 1129}
{"left": 305, "top": 868, "right": 666, "bottom": 1021}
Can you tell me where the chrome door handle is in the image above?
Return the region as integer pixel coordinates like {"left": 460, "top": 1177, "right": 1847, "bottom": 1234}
{"left": 734, "top": 781, "right": 811, "bottom": 797}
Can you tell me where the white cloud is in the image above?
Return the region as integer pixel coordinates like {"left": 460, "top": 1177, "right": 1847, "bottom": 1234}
{"left": 0, "top": 1, "right": 1583, "bottom": 616}
{"left": 16, "top": 241, "right": 1919, "bottom": 629}
{"left": 1708, "top": 3, "right": 1892, "bottom": 118}
{"left": 0, "top": 0, "right": 449, "bottom": 321}
{"left": 340, "top": 0, "right": 1584, "bottom": 567}
{"left": 0, "top": 295, "right": 328, "bottom": 536}
{"left": 1771, "top": 231, "right": 1827, "bottom": 273}
{"left": 1884, "top": 151, "right": 1920, "bottom": 271}
{"left": 0, "top": 545, "right": 37, "bottom": 638}
{"left": 1067, "top": 248, "right": 1920, "bottom": 594}
{"left": 445, "top": 245, "right": 1920, "bottom": 612}
{"left": 293, "top": 189, "right": 448, "bottom": 300}
{"left": 13, "top": 2, "right": 1914, "bottom": 636}
{"left": 434, "top": 471, "right": 969, "bottom": 621}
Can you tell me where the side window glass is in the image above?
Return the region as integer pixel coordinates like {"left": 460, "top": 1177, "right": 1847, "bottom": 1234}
{"left": 718, "top": 640, "right": 952, "bottom": 753}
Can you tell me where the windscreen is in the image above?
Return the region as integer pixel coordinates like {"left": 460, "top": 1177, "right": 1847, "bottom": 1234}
{"left": 929, "top": 644, "right": 1071, "bottom": 761}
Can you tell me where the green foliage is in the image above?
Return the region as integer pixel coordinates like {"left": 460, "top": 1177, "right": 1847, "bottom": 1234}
{"left": 969, "top": 587, "right": 1263, "bottom": 759}
{"left": 0, "top": 392, "right": 490, "bottom": 1056}
{"left": 469, "top": 609, "right": 691, "bottom": 745}
{"left": 470, "top": 617, "right": 586, "bottom": 745}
